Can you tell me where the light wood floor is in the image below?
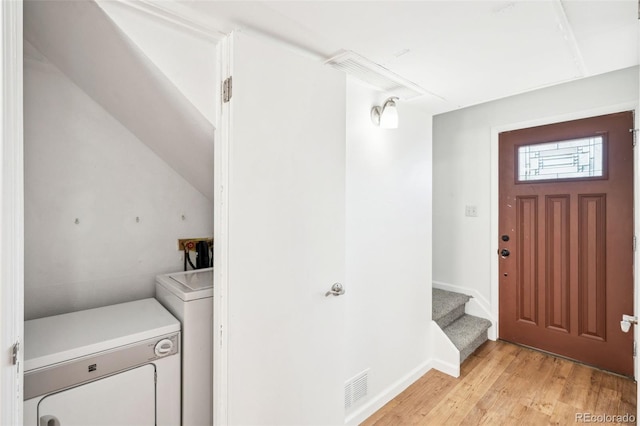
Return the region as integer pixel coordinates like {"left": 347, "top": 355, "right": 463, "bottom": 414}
{"left": 362, "top": 340, "right": 637, "bottom": 425}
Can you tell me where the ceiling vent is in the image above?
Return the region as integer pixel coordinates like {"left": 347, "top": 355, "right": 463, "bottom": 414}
{"left": 325, "top": 50, "right": 434, "bottom": 101}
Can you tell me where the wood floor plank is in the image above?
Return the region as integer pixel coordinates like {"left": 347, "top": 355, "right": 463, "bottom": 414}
{"left": 509, "top": 349, "right": 552, "bottom": 408}
{"left": 418, "top": 342, "right": 518, "bottom": 424}
{"left": 618, "top": 375, "right": 637, "bottom": 410}
{"left": 601, "top": 372, "right": 631, "bottom": 392}
{"left": 559, "top": 363, "right": 603, "bottom": 410}
{"left": 595, "top": 387, "right": 621, "bottom": 418}
{"left": 464, "top": 386, "right": 514, "bottom": 425}
{"left": 360, "top": 341, "right": 637, "bottom": 426}
{"left": 549, "top": 401, "right": 580, "bottom": 425}
{"left": 508, "top": 403, "right": 552, "bottom": 425}
{"left": 391, "top": 372, "right": 458, "bottom": 424}
{"left": 360, "top": 370, "right": 457, "bottom": 426}
{"left": 530, "top": 357, "right": 574, "bottom": 416}
{"left": 360, "top": 400, "right": 399, "bottom": 426}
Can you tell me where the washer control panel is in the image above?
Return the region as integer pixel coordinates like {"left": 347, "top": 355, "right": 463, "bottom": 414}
{"left": 24, "top": 332, "right": 180, "bottom": 400}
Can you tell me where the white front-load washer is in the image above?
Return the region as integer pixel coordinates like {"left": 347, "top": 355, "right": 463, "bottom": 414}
{"left": 23, "top": 298, "right": 181, "bottom": 426}
{"left": 155, "top": 267, "right": 213, "bottom": 426}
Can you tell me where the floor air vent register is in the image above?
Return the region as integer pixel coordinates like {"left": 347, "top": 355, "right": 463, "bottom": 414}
{"left": 344, "top": 369, "right": 369, "bottom": 410}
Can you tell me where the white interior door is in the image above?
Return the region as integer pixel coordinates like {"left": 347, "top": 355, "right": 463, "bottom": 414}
{"left": 217, "top": 31, "right": 346, "bottom": 425}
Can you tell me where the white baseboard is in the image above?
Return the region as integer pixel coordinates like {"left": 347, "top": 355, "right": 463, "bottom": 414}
{"left": 433, "top": 281, "right": 497, "bottom": 341}
{"left": 344, "top": 359, "right": 433, "bottom": 425}
{"left": 430, "top": 358, "right": 460, "bottom": 378}
{"left": 430, "top": 320, "right": 460, "bottom": 378}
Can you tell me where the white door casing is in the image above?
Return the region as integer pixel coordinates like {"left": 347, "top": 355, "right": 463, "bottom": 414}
{"left": 0, "top": 0, "right": 24, "bottom": 424}
{"left": 213, "top": 33, "right": 230, "bottom": 426}
{"left": 215, "top": 31, "right": 346, "bottom": 425}
{"left": 636, "top": 14, "right": 640, "bottom": 421}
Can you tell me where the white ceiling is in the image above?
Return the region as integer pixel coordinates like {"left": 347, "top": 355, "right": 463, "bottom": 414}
{"left": 173, "top": 0, "right": 638, "bottom": 114}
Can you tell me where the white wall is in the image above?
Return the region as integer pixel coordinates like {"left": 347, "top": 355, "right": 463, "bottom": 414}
{"left": 433, "top": 66, "right": 639, "bottom": 317}
{"left": 24, "top": 0, "right": 216, "bottom": 201}
{"left": 344, "top": 79, "right": 433, "bottom": 424}
{"left": 23, "top": 42, "right": 213, "bottom": 320}
{"left": 97, "top": 1, "right": 218, "bottom": 125}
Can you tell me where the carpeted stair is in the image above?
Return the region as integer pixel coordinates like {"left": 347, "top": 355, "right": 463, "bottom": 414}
{"left": 433, "top": 288, "right": 491, "bottom": 363}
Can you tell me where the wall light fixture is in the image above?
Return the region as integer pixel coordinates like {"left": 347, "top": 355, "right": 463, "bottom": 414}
{"left": 371, "top": 97, "right": 399, "bottom": 129}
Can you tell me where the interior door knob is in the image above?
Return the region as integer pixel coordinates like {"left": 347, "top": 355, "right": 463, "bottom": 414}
{"left": 500, "top": 249, "right": 510, "bottom": 257}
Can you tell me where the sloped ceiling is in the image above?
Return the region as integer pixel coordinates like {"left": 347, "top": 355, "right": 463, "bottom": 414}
{"left": 23, "top": 0, "right": 215, "bottom": 201}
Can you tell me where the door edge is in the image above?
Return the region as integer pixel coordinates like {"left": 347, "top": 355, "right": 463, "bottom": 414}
{"left": 213, "top": 33, "right": 232, "bottom": 426}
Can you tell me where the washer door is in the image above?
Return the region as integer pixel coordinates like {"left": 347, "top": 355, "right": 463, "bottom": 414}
{"left": 38, "top": 364, "right": 155, "bottom": 425}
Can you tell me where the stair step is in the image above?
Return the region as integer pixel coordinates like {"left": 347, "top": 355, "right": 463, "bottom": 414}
{"left": 433, "top": 288, "right": 471, "bottom": 328}
{"left": 443, "top": 314, "right": 492, "bottom": 363}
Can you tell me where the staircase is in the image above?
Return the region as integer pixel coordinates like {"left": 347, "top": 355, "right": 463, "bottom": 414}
{"left": 433, "top": 288, "right": 491, "bottom": 363}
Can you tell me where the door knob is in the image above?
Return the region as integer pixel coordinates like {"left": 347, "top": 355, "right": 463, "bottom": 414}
{"left": 325, "top": 282, "right": 345, "bottom": 297}
{"left": 500, "top": 249, "right": 510, "bottom": 257}
{"left": 621, "top": 314, "right": 638, "bottom": 332}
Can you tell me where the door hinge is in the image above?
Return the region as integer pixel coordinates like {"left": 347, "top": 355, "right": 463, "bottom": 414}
{"left": 634, "top": 341, "right": 637, "bottom": 357}
{"left": 222, "top": 76, "right": 233, "bottom": 103}
{"left": 630, "top": 129, "right": 637, "bottom": 147}
{"left": 11, "top": 341, "right": 19, "bottom": 366}
{"left": 634, "top": 235, "right": 637, "bottom": 252}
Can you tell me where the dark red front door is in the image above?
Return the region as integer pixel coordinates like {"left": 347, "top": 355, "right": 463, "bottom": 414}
{"left": 499, "top": 112, "right": 634, "bottom": 376}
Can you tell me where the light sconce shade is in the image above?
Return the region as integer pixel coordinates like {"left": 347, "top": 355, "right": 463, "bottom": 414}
{"left": 371, "top": 97, "right": 399, "bottom": 129}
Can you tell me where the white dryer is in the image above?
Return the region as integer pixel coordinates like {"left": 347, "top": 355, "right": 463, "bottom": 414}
{"left": 156, "top": 268, "right": 213, "bottom": 426}
{"left": 23, "top": 298, "right": 181, "bottom": 426}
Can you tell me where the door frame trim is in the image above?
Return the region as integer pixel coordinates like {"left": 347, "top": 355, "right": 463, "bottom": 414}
{"left": 490, "top": 101, "right": 639, "bottom": 377}
{"left": 0, "top": 0, "right": 24, "bottom": 424}
{"left": 213, "top": 34, "right": 232, "bottom": 426}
